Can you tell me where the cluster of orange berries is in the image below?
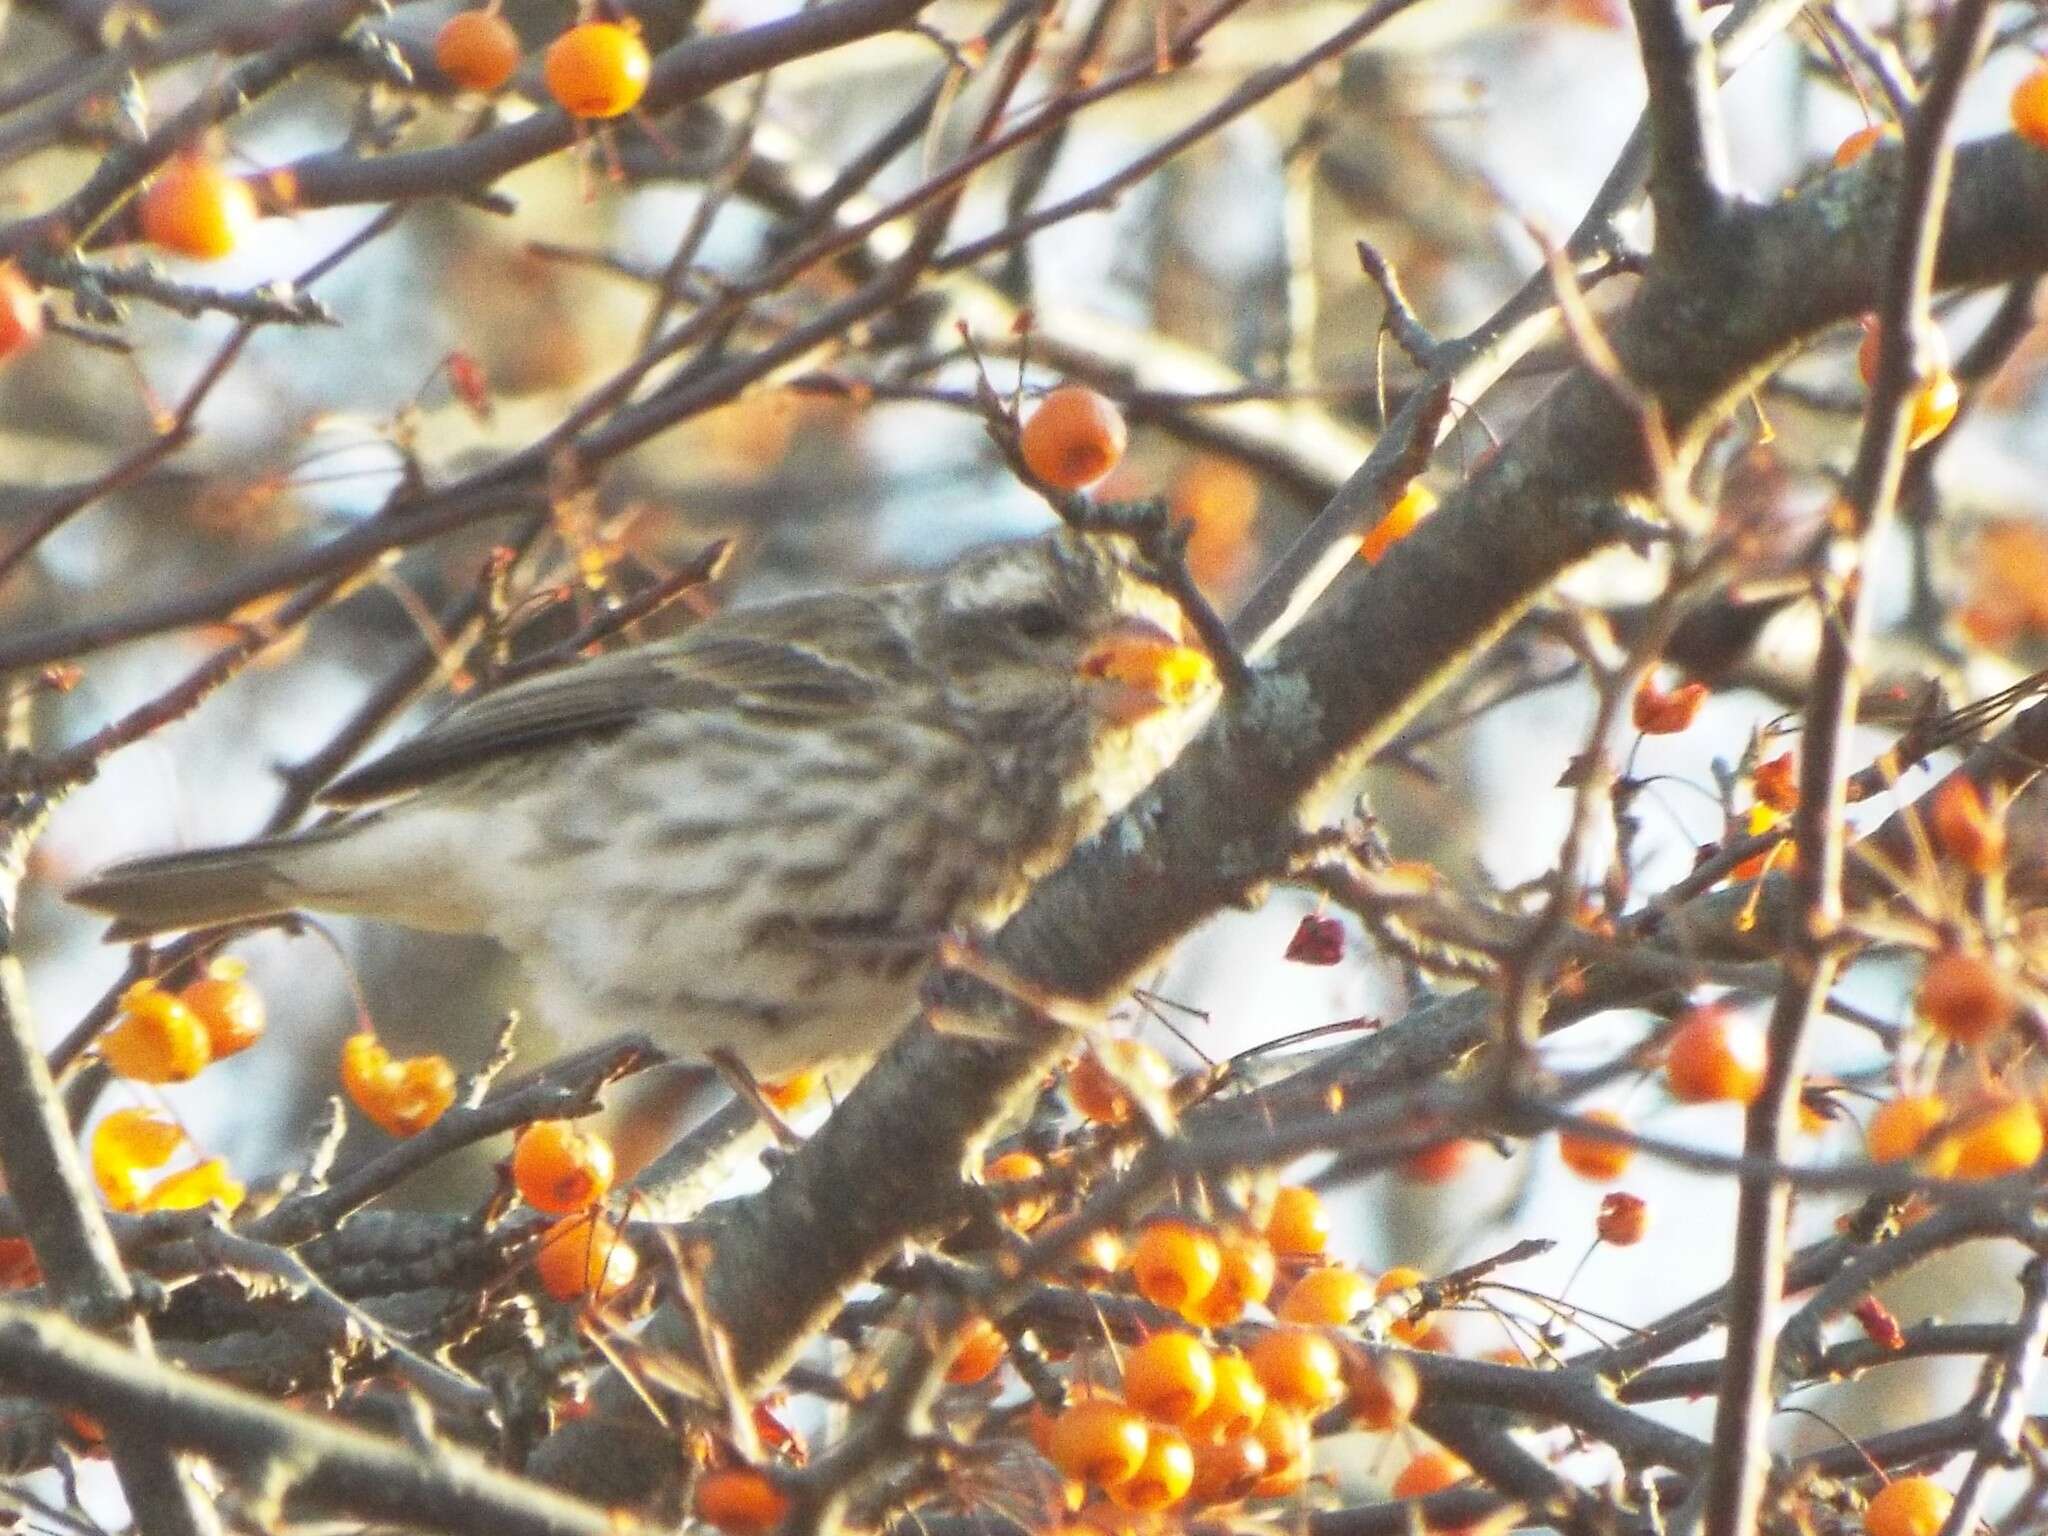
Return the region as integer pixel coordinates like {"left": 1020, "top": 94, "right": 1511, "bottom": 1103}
{"left": 1011, "top": 1185, "right": 1457, "bottom": 1528}
{"left": 436, "top": 9, "right": 651, "bottom": 116}
{"left": 89, "top": 1106, "right": 245, "bottom": 1213}
{"left": 97, "top": 960, "right": 266, "bottom": 1084}
{"left": 512, "top": 1119, "right": 640, "bottom": 1304}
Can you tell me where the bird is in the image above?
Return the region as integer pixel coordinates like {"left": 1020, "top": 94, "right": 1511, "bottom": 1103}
{"left": 71, "top": 528, "right": 1219, "bottom": 1081}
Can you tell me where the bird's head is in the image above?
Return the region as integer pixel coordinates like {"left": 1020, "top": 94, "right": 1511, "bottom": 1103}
{"left": 912, "top": 527, "right": 1220, "bottom": 755}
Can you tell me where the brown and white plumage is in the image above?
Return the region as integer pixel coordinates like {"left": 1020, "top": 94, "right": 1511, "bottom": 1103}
{"left": 71, "top": 530, "right": 1217, "bottom": 1076}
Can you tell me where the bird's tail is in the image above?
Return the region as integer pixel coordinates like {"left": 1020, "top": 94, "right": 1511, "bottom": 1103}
{"left": 68, "top": 828, "right": 348, "bottom": 940}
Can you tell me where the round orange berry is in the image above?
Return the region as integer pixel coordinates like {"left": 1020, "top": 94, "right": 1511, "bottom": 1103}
{"left": 1866, "top": 1477, "right": 1952, "bottom": 1536}
{"left": 1558, "top": 1108, "right": 1634, "bottom": 1181}
{"left": 1068, "top": 1038, "right": 1173, "bottom": 1124}
{"left": 1047, "top": 1399, "right": 1150, "bottom": 1487}
{"left": 1393, "top": 1448, "right": 1469, "bottom": 1500}
{"left": 1248, "top": 1402, "right": 1311, "bottom": 1498}
{"left": 1188, "top": 1431, "right": 1268, "bottom": 1504}
{"left": 1104, "top": 1425, "right": 1193, "bottom": 1511}
{"left": 1918, "top": 950, "right": 2015, "bottom": 1045}
{"left": 1929, "top": 776, "right": 2004, "bottom": 874}
{"left": 1188, "top": 1351, "right": 1267, "bottom": 1442}
{"left": 1170, "top": 456, "right": 1259, "bottom": 589}
{"left": 1278, "top": 1264, "right": 1372, "bottom": 1326}
{"left": 1264, "top": 1185, "right": 1329, "bottom": 1257}
{"left": 1131, "top": 1219, "right": 1222, "bottom": 1314}
{"left": 1247, "top": 1326, "right": 1343, "bottom": 1413}
{"left": 1374, "top": 1264, "right": 1433, "bottom": 1344}
{"left": 101, "top": 983, "right": 212, "bottom": 1084}
{"left": 136, "top": 1157, "right": 244, "bottom": 1213}
{"left": 177, "top": 958, "right": 265, "bottom": 1059}
{"left": 1123, "top": 1331, "right": 1216, "bottom": 1426}
{"left": 761, "top": 1068, "right": 821, "bottom": 1112}
{"left": 436, "top": 9, "right": 521, "bottom": 92}
{"left": 984, "top": 1149, "right": 1051, "bottom": 1231}
{"left": 1401, "top": 1137, "right": 1480, "bottom": 1184}
{"left": 534, "top": 1213, "right": 638, "bottom": 1303}
{"left": 1664, "top": 1006, "right": 1768, "bottom": 1105}
{"left": 1943, "top": 1096, "right": 2043, "bottom": 1181}
{"left": 945, "top": 1316, "right": 1007, "bottom": 1385}
{"left": 544, "top": 22, "right": 651, "bottom": 118}
{"left": 1597, "top": 1191, "right": 1651, "bottom": 1246}
{"left": 512, "top": 1120, "right": 616, "bottom": 1214}
{"left": 2012, "top": 68, "right": 2048, "bottom": 151}
{"left": 0, "top": 263, "right": 43, "bottom": 362}
{"left": 692, "top": 1467, "right": 791, "bottom": 1536}
{"left": 342, "top": 1034, "right": 458, "bottom": 1137}
{"left": 139, "top": 155, "right": 258, "bottom": 260}
{"left": 1019, "top": 385, "right": 1127, "bottom": 491}
{"left": 1868, "top": 1094, "right": 1949, "bottom": 1164}
{"left": 1185, "top": 1227, "right": 1277, "bottom": 1327}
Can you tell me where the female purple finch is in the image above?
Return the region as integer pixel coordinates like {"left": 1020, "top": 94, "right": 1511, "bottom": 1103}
{"left": 72, "top": 530, "right": 1218, "bottom": 1077}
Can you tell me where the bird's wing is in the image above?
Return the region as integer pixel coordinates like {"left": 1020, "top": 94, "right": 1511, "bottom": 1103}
{"left": 320, "top": 593, "right": 900, "bottom": 805}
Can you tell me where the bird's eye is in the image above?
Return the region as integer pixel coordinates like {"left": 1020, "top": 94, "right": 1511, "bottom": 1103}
{"left": 1010, "top": 601, "right": 1071, "bottom": 641}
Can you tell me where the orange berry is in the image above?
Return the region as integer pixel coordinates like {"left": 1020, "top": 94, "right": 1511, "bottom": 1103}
{"left": 534, "top": 1213, "right": 638, "bottom": 1303}
{"left": 0, "top": 263, "right": 43, "bottom": 362}
{"left": 1753, "top": 752, "right": 1799, "bottom": 812}
{"left": 946, "top": 1316, "right": 1007, "bottom": 1385}
{"left": 1373, "top": 1264, "right": 1433, "bottom": 1344}
{"left": 1343, "top": 1346, "right": 1419, "bottom": 1432}
{"left": 1248, "top": 1402, "right": 1311, "bottom": 1498}
{"left": 1278, "top": 1264, "right": 1372, "bottom": 1326}
{"left": 1558, "top": 1108, "right": 1634, "bottom": 1181}
{"left": 1866, "top": 1477, "right": 1953, "bottom": 1536}
{"left": 1247, "top": 1326, "right": 1343, "bottom": 1413}
{"left": 2016, "top": 68, "right": 2048, "bottom": 150}
{"left": 1401, "top": 1137, "right": 1479, "bottom": 1184}
{"left": 1067, "top": 1037, "right": 1174, "bottom": 1124}
{"left": 1185, "top": 1227, "right": 1277, "bottom": 1326}
{"left": 435, "top": 9, "right": 521, "bottom": 92}
{"left": 761, "top": 1068, "right": 821, "bottom": 1112}
{"left": 1632, "top": 678, "right": 1709, "bottom": 734}
{"left": 1833, "top": 123, "right": 1900, "bottom": 167}
{"left": 1917, "top": 950, "right": 2015, "bottom": 1045}
{"left": 1170, "top": 456, "right": 1259, "bottom": 589}
{"left": 101, "top": 983, "right": 212, "bottom": 1084}
{"left": 1131, "top": 1219, "right": 1222, "bottom": 1314}
{"left": 342, "top": 1033, "right": 458, "bottom": 1137}
{"left": 1596, "top": 1191, "right": 1651, "bottom": 1246}
{"left": 1104, "top": 1425, "right": 1194, "bottom": 1511}
{"left": 177, "top": 958, "right": 265, "bottom": 1059}
{"left": 1929, "top": 776, "right": 2004, "bottom": 874}
{"left": 1188, "top": 1351, "right": 1267, "bottom": 1442}
{"left": 544, "top": 22, "right": 650, "bottom": 118}
{"left": 984, "top": 1149, "right": 1051, "bottom": 1231}
{"left": 1360, "top": 483, "right": 1436, "bottom": 565}
{"left": 1188, "top": 1431, "right": 1268, "bottom": 1504}
{"left": 1123, "top": 1331, "right": 1216, "bottom": 1426}
{"left": 512, "top": 1120, "right": 616, "bottom": 1214}
{"left": 136, "top": 1157, "right": 244, "bottom": 1213}
{"left": 1264, "top": 1185, "right": 1329, "bottom": 1257}
{"left": 1942, "top": 1096, "right": 2043, "bottom": 1181}
{"left": 138, "top": 154, "right": 258, "bottom": 260}
{"left": 1020, "top": 385, "right": 1127, "bottom": 490}
{"left": 1868, "top": 1094, "right": 1949, "bottom": 1164}
{"left": 692, "top": 1467, "right": 791, "bottom": 1536}
{"left": 90, "top": 1107, "right": 187, "bottom": 1210}
{"left": 1047, "top": 1399, "right": 1150, "bottom": 1487}
{"left": 1664, "top": 1005, "right": 1768, "bottom": 1105}
{"left": 1393, "top": 1448, "right": 1469, "bottom": 1500}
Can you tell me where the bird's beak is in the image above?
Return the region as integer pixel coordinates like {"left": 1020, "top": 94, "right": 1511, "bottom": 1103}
{"left": 1077, "top": 617, "right": 1215, "bottom": 725}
